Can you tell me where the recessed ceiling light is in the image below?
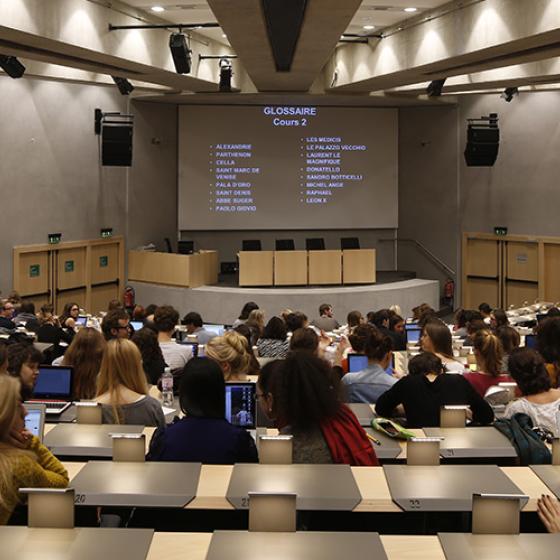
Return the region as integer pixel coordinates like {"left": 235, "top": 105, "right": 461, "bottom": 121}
{"left": 363, "top": 25, "right": 375, "bottom": 30}
{"left": 404, "top": 7, "right": 418, "bottom": 12}
{"left": 222, "top": 33, "right": 227, "bottom": 38}
{"left": 151, "top": 5, "right": 164, "bottom": 12}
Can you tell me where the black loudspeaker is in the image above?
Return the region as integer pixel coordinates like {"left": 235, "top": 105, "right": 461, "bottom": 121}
{"left": 169, "top": 33, "right": 191, "bottom": 74}
{"left": 464, "top": 126, "right": 499, "bottom": 167}
{"left": 102, "top": 125, "right": 133, "bottom": 166}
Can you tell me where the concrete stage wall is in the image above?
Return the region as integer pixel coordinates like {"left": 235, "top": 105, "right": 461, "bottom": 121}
{"left": 130, "top": 279, "right": 439, "bottom": 325}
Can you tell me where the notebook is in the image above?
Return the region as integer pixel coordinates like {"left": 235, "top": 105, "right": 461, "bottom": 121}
{"left": 28, "top": 365, "right": 74, "bottom": 415}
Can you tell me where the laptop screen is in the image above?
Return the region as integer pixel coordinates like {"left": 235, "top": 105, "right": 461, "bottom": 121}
{"left": 225, "top": 383, "right": 256, "bottom": 428}
{"left": 406, "top": 328, "right": 422, "bottom": 344}
{"left": 33, "top": 366, "right": 73, "bottom": 399}
{"left": 130, "top": 320, "right": 144, "bottom": 331}
{"left": 525, "top": 334, "right": 537, "bottom": 349}
{"left": 76, "top": 315, "right": 88, "bottom": 327}
{"left": 204, "top": 323, "right": 226, "bottom": 336}
{"left": 347, "top": 353, "right": 368, "bottom": 373}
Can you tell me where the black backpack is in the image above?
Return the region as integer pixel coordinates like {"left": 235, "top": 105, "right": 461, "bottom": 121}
{"left": 494, "top": 413, "right": 552, "bottom": 465}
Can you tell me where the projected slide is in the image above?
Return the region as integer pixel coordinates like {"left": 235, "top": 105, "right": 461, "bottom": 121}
{"left": 178, "top": 105, "right": 397, "bottom": 230}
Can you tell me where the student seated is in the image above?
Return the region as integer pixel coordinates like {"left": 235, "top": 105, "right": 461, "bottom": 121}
{"left": 7, "top": 343, "right": 42, "bottom": 400}
{"left": 0, "top": 376, "right": 69, "bottom": 524}
{"left": 147, "top": 358, "right": 258, "bottom": 463}
{"left": 58, "top": 327, "right": 106, "bottom": 400}
{"left": 341, "top": 328, "right": 396, "bottom": 403}
{"left": 375, "top": 352, "right": 494, "bottom": 428}
{"left": 504, "top": 348, "right": 560, "bottom": 436}
{"left": 205, "top": 331, "right": 252, "bottom": 382}
{"left": 258, "top": 354, "right": 378, "bottom": 465}
{"left": 256, "top": 316, "right": 290, "bottom": 358}
{"left": 153, "top": 305, "right": 192, "bottom": 371}
{"left": 95, "top": 339, "right": 165, "bottom": 427}
{"left": 420, "top": 320, "right": 465, "bottom": 374}
{"left": 464, "top": 330, "right": 513, "bottom": 396}
{"left": 536, "top": 316, "right": 560, "bottom": 387}
{"left": 131, "top": 327, "right": 166, "bottom": 386}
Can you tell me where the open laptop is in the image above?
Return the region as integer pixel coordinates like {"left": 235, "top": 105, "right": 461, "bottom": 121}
{"left": 203, "top": 323, "right": 226, "bottom": 337}
{"left": 24, "top": 403, "right": 46, "bottom": 442}
{"left": 75, "top": 315, "right": 88, "bottom": 327}
{"left": 225, "top": 382, "right": 256, "bottom": 429}
{"left": 406, "top": 327, "right": 422, "bottom": 344}
{"left": 348, "top": 352, "right": 394, "bottom": 375}
{"left": 28, "top": 365, "right": 74, "bottom": 415}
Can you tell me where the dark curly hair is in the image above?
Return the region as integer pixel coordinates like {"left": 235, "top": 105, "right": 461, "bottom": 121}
{"left": 364, "top": 328, "right": 393, "bottom": 361}
{"left": 259, "top": 353, "right": 340, "bottom": 431}
{"left": 508, "top": 347, "right": 551, "bottom": 396}
{"left": 537, "top": 317, "right": 560, "bottom": 365}
{"left": 7, "top": 343, "right": 42, "bottom": 377}
{"left": 348, "top": 323, "right": 377, "bottom": 353}
{"left": 408, "top": 352, "right": 444, "bottom": 376}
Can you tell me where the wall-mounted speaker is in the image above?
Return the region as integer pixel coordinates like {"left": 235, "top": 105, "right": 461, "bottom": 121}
{"left": 102, "top": 125, "right": 133, "bottom": 167}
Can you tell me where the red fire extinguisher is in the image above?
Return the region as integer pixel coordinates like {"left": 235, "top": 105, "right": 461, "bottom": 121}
{"left": 444, "top": 278, "right": 455, "bottom": 307}
{"left": 123, "top": 285, "right": 135, "bottom": 310}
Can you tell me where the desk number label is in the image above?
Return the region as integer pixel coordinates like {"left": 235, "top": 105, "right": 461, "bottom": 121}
{"left": 241, "top": 496, "right": 250, "bottom": 508}
{"left": 409, "top": 499, "right": 421, "bottom": 510}
{"left": 74, "top": 494, "right": 86, "bottom": 504}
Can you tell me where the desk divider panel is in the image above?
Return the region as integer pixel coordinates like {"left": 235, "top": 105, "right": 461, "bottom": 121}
{"left": 45, "top": 424, "right": 144, "bottom": 457}
{"left": 206, "top": 531, "right": 388, "bottom": 560}
{"left": 530, "top": 465, "right": 560, "bottom": 499}
{"left": 423, "top": 427, "right": 517, "bottom": 459}
{"left": 364, "top": 427, "right": 401, "bottom": 460}
{"left": 383, "top": 465, "right": 527, "bottom": 512}
{"left": 0, "top": 526, "right": 154, "bottom": 560}
{"left": 438, "top": 533, "right": 560, "bottom": 560}
{"left": 226, "top": 464, "right": 361, "bottom": 510}
{"left": 70, "top": 461, "right": 201, "bottom": 507}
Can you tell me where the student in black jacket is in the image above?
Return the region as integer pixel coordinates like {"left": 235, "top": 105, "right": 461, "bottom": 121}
{"left": 375, "top": 352, "right": 494, "bottom": 428}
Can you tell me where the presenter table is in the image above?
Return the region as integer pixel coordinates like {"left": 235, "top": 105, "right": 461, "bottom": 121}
{"left": 343, "top": 249, "right": 376, "bottom": 284}
{"left": 238, "top": 251, "right": 274, "bottom": 286}
{"left": 308, "top": 250, "right": 342, "bottom": 285}
{"left": 128, "top": 250, "right": 218, "bottom": 288}
{"left": 273, "top": 250, "right": 307, "bottom": 285}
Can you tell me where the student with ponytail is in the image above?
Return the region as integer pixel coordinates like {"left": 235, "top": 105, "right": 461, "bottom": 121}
{"left": 464, "top": 329, "right": 513, "bottom": 396}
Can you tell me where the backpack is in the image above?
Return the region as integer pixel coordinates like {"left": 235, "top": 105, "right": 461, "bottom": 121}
{"left": 494, "top": 413, "right": 552, "bottom": 465}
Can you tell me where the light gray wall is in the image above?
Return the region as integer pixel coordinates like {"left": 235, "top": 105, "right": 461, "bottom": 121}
{"left": 398, "top": 106, "right": 459, "bottom": 301}
{"left": 0, "top": 76, "right": 177, "bottom": 294}
{"left": 459, "top": 91, "right": 560, "bottom": 238}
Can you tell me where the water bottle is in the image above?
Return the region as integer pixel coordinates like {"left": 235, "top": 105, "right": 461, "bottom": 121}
{"left": 161, "top": 367, "right": 174, "bottom": 407}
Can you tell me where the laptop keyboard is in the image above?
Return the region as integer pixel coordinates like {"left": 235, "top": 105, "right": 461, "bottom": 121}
{"left": 30, "top": 400, "right": 70, "bottom": 414}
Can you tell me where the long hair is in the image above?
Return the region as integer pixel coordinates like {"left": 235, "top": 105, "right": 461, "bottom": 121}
{"left": 62, "top": 327, "right": 106, "bottom": 400}
{"left": 59, "top": 302, "right": 78, "bottom": 327}
{"left": 0, "top": 376, "right": 34, "bottom": 511}
{"left": 96, "top": 339, "right": 148, "bottom": 423}
{"left": 423, "top": 320, "right": 454, "bottom": 359}
{"left": 473, "top": 329, "right": 504, "bottom": 377}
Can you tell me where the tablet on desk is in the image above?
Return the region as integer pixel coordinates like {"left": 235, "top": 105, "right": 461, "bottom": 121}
{"left": 225, "top": 383, "right": 256, "bottom": 429}
{"left": 25, "top": 404, "right": 46, "bottom": 442}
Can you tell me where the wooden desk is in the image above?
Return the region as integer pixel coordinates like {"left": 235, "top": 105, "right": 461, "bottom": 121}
{"left": 128, "top": 251, "right": 218, "bottom": 288}
{"left": 273, "top": 251, "right": 307, "bottom": 285}
{"left": 308, "top": 250, "right": 342, "bottom": 285}
{"left": 238, "top": 251, "right": 274, "bottom": 286}
{"left": 146, "top": 533, "right": 444, "bottom": 560}
{"left": 343, "top": 249, "right": 376, "bottom": 284}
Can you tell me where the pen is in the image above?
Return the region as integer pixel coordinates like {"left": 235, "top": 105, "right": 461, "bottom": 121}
{"left": 366, "top": 432, "right": 381, "bottom": 446}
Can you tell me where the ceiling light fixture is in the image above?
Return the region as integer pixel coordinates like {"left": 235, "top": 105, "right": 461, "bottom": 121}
{"left": 363, "top": 25, "right": 375, "bottom": 30}
{"left": 151, "top": 5, "right": 164, "bottom": 12}
{"left": 404, "top": 7, "right": 418, "bottom": 12}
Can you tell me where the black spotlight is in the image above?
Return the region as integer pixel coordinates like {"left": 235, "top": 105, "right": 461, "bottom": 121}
{"left": 0, "top": 55, "right": 25, "bottom": 79}
{"left": 219, "top": 58, "right": 232, "bottom": 92}
{"left": 111, "top": 76, "right": 134, "bottom": 95}
{"left": 427, "top": 78, "right": 446, "bottom": 97}
{"left": 501, "top": 87, "right": 518, "bottom": 103}
{"left": 169, "top": 33, "right": 192, "bottom": 74}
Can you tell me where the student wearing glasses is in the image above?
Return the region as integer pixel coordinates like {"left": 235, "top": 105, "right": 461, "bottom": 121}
{"left": 101, "top": 308, "right": 131, "bottom": 341}
{"left": 58, "top": 302, "right": 80, "bottom": 330}
{"left": 0, "top": 300, "right": 16, "bottom": 331}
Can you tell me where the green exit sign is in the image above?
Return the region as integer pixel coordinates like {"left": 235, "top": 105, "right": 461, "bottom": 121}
{"left": 100, "top": 228, "right": 113, "bottom": 238}
{"left": 494, "top": 226, "right": 508, "bottom": 236}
